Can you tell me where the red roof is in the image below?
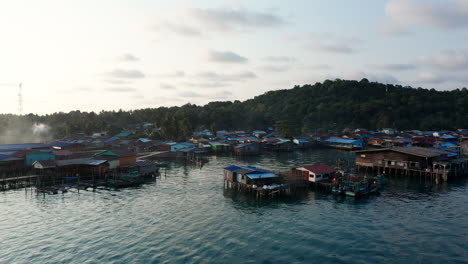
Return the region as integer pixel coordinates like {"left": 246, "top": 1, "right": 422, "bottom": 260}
{"left": 300, "top": 164, "right": 336, "bottom": 174}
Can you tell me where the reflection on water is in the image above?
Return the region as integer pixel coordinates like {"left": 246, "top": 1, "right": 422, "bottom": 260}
{"left": 0, "top": 149, "right": 467, "bottom": 264}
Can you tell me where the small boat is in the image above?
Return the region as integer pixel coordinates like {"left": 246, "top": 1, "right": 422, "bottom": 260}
{"left": 331, "top": 184, "right": 345, "bottom": 195}
{"left": 345, "top": 182, "right": 369, "bottom": 197}
{"left": 367, "top": 177, "right": 381, "bottom": 193}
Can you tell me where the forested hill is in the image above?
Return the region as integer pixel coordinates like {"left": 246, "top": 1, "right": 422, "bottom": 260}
{"left": 1, "top": 79, "right": 468, "bottom": 140}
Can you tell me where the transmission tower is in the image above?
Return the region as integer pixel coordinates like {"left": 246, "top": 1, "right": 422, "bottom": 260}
{"left": 18, "top": 83, "right": 23, "bottom": 115}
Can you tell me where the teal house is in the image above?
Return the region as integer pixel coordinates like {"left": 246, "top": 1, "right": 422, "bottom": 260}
{"left": 26, "top": 151, "right": 56, "bottom": 166}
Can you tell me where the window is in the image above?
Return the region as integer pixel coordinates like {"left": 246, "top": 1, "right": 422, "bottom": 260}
{"left": 361, "top": 154, "right": 366, "bottom": 158}
{"left": 391, "top": 161, "right": 395, "bottom": 166}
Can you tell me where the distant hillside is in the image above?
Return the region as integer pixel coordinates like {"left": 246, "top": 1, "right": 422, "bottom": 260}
{"left": 1, "top": 79, "right": 468, "bottom": 141}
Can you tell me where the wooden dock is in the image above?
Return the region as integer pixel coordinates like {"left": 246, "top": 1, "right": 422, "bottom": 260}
{"left": 0, "top": 175, "right": 40, "bottom": 190}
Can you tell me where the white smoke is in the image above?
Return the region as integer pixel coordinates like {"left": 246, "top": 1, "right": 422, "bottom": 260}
{"left": 0, "top": 120, "right": 53, "bottom": 144}
{"left": 32, "top": 123, "right": 51, "bottom": 137}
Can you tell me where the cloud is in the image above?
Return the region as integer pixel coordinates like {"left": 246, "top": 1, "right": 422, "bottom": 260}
{"left": 262, "top": 65, "right": 290, "bottom": 72}
{"left": 384, "top": 0, "right": 468, "bottom": 32}
{"left": 419, "top": 50, "right": 468, "bottom": 71}
{"left": 105, "top": 87, "right": 138, "bottom": 92}
{"left": 106, "top": 69, "right": 145, "bottom": 79}
{"left": 206, "top": 50, "right": 248, "bottom": 63}
{"left": 415, "top": 72, "right": 468, "bottom": 85}
{"left": 160, "top": 83, "right": 177, "bottom": 90}
{"left": 183, "top": 82, "right": 230, "bottom": 88}
{"left": 309, "top": 64, "right": 332, "bottom": 70}
{"left": 116, "top": 53, "right": 140, "bottom": 62}
{"left": 178, "top": 91, "right": 203, "bottom": 98}
{"left": 371, "top": 63, "right": 417, "bottom": 71}
{"left": 304, "top": 33, "right": 358, "bottom": 54}
{"left": 260, "top": 56, "right": 298, "bottom": 72}
{"left": 190, "top": 8, "right": 285, "bottom": 31}
{"left": 157, "top": 71, "right": 185, "bottom": 78}
{"left": 213, "top": 90, "right": 233, "bottom": 100}
{"left": 197, "top": 71, "right": 257, "bottom": 82}
{"left": 416, "top": 72, "right": 449, "bottom": 84}
{"left": 103, "top": 79, "right": 132, "bottom": 85}
{"left": 261, "top": 56, "right": 296, "bottom": 63}
{"left": 378, "top": 20, "right": 413, "bottom": 36}
{"left": 153, "top": 21, "right": 202, "bottom": 37}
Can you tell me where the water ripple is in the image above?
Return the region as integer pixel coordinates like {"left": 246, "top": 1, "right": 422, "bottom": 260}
{"left": 0, "top": 150, "right": 467, "bottom": 263}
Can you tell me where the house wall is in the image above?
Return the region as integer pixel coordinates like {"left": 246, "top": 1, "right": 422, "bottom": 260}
{"left": 119, "top": 156, "right": 137, "bottom": 166}
{"left": 356, "top": 150, "right": 430, "bottom": 170}
{"left": 461, "top": 140, "right": 468, "bottom": 156}
{"left": 154, "top": 145, "right": 171, "bottom": 151}
{"left": 26, "top": 153, "right": 56, "bottom": 166}
{"left": 108, "top": 160, "right": 120, "bottom": 169}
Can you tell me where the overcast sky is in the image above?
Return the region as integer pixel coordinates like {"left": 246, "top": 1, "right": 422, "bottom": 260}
{"left": 1, "top": 0, "right": 467, "bottom": 114}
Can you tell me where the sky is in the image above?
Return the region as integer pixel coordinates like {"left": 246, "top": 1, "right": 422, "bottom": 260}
{"left": 0, "top": 0, "right": 467, "bottom": 114}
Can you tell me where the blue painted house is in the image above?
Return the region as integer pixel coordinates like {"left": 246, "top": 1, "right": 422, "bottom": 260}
{"left": 26, "top": 151, "right": 56, "bottom": 166}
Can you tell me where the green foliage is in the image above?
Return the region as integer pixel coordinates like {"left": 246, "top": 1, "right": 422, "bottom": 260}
{"left": 1, "top": 79, "right": 467, "bottom": 141}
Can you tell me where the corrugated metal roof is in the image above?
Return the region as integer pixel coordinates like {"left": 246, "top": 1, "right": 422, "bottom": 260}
{"left": 356, "top": 147, "right": 448, "bottom": 158}
{"left": 224, "top": 165, "right": 241, "bottom": 172}
{"left": 115, "top": 132, "right": 132, "bottom": 137}
{"left": 50, "top": 141, "right": 77, "bottom": 148}
{"left": 52, "top": 150, "right": 73, "bottom": 156}
{"left": 300, "top": 164, "right": 336, "bottom": 174}
{"left": 0, "top": 151, "right": 18, "bottom": 156}
{"left": 56, "top": 158, "right": 107, "bottom": 166}
{"left": 245, "top": 173, "right": 279, "bottom": 179}
{"left": 33, "top": 160, "right": 57, "bottom": 168}
{"left": 325, "top": 138, "right": 360, "bottom": 144}
{"left": 104, "top": 137, "right": 119, "bottom": 143}
{"left": 136, "top": 160, "right": 156, "bottom": 167}
{"left": 0, "top": 143, "right": 49, "bottom": 151}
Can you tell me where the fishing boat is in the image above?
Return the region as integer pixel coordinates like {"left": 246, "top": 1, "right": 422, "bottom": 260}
{"left": 344, "top": 182, "right": 369, "bottom": 197}
{"left": 331, "top": 183, "right": 345, "bottom": 195}
{"left": 108, "top": 171, "right": 145, "bottom": 188}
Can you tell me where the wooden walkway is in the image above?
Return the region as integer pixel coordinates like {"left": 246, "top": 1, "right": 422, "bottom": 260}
{"left": 0, "top": 175, "right": 39, "bottom": 183}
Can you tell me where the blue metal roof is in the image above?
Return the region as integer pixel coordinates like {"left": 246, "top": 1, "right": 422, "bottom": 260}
{"left": 138, "top": 138, "right": 152, "bottom": 143}
{"left": 441, "top": 142, "right": 458, "bottom": 147}
{"left": 223, "top": 165, "right": 270, "bottom": 174}
{"left": 252, "top": 131, "right": 267, "bottom": 134}
{"left": 115, "top": 132, "right": 132, "bottom": 137}
{"left": 0, "top": 151, "right": 18, "bottom": 156}
{"left": 224, "top": 165, "right": 242, "bottom": 172}
{"left": 104, "top": 137, "right": 119, "bottom": 143}
{"left": 245, "top": 173, "right": 279, "bottom": 179}
{"left": 440, "top": 135, "right": 457, "bottom": 139}
{"left": 325, "top": 138, "right": 360, "bottom": 144}
{"left": 50, "top": 141, "right": 76, "bottom": 148}
{"left": 0, "top": 143, "right": 49, "bottom": 151}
